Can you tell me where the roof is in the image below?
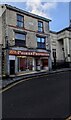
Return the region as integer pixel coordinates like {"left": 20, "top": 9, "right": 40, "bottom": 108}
{"left": 57, "top": 27, "right": 71, "bottom": 34}
{"left": 5, "top": 4, "right": 51, "bottom": 22}
{"left": 50, "top": 26, "right": 71, "bottom": 34}
{"left": 50, "top": 30, "right": 57, "bottom": 34}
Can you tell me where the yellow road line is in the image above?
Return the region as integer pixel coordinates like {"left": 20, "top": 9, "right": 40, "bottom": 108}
{"left": 0, "top": 78, "right": 31, "bottom": 94}
{"left": 0, "top": 74, "right": 48, "bottom": 93}
{"left": 66, "top": 116, "right": 71, "bottom": 120}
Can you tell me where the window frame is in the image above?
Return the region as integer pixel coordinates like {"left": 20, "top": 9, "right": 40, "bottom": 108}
{"left": 38, "top": 21, "right": 44, "bottom": 33}
{"left": 37, "top": 37, "right": 46, "bottom": 49}
{"left": 15, "top": 33, "right": 26, "bottom": 41}
{"left": 15, "top": 32, "right": 26, "bottom": 47}
{"left": 17, "top": 14, "right": 24, "bottom": 28}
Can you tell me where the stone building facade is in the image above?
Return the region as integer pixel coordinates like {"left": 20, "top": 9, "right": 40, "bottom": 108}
{"left": 0, "top": 11, "right": 2, "bottom": 79}
{"left": 0, "top": 4, "right": 51, "bottom": 76}
{"left": 50, "top": 27, "right": 71, "bottom": 68}
{"left": 0, "top": 45, "right": 2, "bottom": 79}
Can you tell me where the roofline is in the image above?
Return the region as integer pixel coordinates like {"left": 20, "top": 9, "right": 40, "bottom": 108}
{"left": 57, "top": 27, "right": 70, "bottom": 34}
{"left": 50, "top": 30, "right": 57, "bottom": 34}
{"left": 5, "top": 4, "right": 51, "bottom": 22}
{"left": 50, "top": 27, "right": 71, "bottom": 34}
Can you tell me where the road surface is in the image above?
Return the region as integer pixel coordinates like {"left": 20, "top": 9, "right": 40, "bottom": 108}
{"left": 2, "top": 70, "right": 71, "bottom": 118}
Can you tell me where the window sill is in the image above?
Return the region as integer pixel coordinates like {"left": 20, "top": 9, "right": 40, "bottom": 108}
{"left": 37, "top": 48, "right": 46, "bottom": 50}
{"left": 37, "top": 31, "right": 44, "bottom": 33}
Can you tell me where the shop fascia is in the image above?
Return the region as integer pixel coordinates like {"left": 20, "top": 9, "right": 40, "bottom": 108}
{"left": 9, "top": 50, "right": 49, "bottom": 57}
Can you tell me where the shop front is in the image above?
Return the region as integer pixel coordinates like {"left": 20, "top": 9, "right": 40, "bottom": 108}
{"left": 17, "top": 56, "right": 35, "bottom": 72}
{"left": 9, "top": 50, "right": 49, "bottom": 75}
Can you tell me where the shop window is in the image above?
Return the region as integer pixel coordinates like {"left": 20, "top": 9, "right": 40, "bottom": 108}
{"left": 18, "top": 57, "right": 33, "bottom": 71}
{"left": 27, "top": 57, "right": 33, "bottom": 70}
{"left": 42, "top": 59, "right": 48, "bottom": 66}
{"left": 37, "top": 37, "right": 45, "bottom": 49}
{"left": 42, "top": 59, "right": 48, "bottom": 69}
{"left": 19, "top": 58, "right": 27, "bottom": 71}
{"left": 17, "top": 14, "right": 24, "bottom": 28}
{"left": 15, "top": 33, "right": 26, "bottom": 47}
{"left": 38, "top": 21, "right": 43, "bottom": 32}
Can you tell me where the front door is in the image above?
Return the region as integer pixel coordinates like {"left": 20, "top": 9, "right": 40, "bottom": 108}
{"left": 10, "top": 60, "right": 15, "bottom": 75}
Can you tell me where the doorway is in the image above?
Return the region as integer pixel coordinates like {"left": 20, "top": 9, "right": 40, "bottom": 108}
{"left": 10, "top": 60, "right": 15, "bottom": 75}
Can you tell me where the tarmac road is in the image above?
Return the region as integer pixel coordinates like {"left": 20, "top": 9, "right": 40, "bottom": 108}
{"left": 2, "top": 70, "right": 71, "bottom": 119}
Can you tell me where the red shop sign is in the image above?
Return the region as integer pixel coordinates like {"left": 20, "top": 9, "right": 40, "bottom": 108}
{"left": 9, "top": 50, "right": 49, "bottom": 57}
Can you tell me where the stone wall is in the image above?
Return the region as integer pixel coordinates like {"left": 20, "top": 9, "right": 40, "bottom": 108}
{"left": 50, "top": 29, "right": 71, "bottom": 63}
{"left": 0, "top": 6, "right": 2, "bottom": 78}
{"left": 0, "top": 45, "right": 2, "bottom": 78}
{"left": 50, "top": 32, "right": 57, "bottom": 61}
{"left": 6, "top": 8, "right": 50, "bottom": 49}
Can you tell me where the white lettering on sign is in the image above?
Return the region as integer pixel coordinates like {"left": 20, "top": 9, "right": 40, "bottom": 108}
{"left": 9, "top": 50, "right": 49, "bottom": 57}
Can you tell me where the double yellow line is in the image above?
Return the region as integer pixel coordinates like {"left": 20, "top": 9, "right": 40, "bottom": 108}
{"left": 0, "top": 77, "right": 32, "bottom": 94}
{"left": 0, "top": 74, "right": 48, "bottom": 93}
{"left": 66, "top": 116, "right": 71, "bottom": 120}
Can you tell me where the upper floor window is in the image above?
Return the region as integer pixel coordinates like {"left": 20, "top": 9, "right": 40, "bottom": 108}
{"left": 37, "top": 37, "right": 45, "bottom": 49}
{"left": 17, "top": 14, "right": 24, "bottom": 28}
{"left": 15, "top": 33, "right": 26, "bottom": 47}
{"left": 38, "top": 21, "right": 43, "bottom": 32}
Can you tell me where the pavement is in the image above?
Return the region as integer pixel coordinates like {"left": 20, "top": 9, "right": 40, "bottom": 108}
{"left": 0, "top": 68, "right": 71, "bottom": 89}
{"left": 0, "top": 70, "right": 48, "bottom": 89}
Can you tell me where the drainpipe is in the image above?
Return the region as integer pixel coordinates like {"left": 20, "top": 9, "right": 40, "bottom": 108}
{"left": 5, "top": 36, "right": 9, "bottom": 77}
